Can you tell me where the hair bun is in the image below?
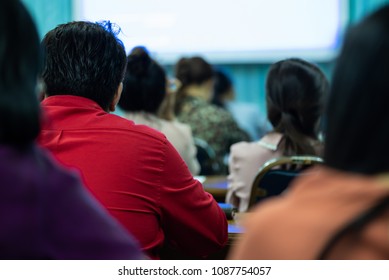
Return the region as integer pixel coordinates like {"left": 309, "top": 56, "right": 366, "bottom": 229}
{"left": 175, "top": 57, "right": 191, "bottom": 86}
{"left": 127, "top": 46, "right": 151, "bottom": 77}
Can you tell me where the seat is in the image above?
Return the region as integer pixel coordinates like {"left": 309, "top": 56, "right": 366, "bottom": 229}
{"left": 194, "top": 137, "right": 221, "bottom": 175}
{"left": 248, "top": 155, "right": 323, "bottom": 209}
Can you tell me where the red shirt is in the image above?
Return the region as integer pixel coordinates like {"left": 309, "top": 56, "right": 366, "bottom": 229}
{"left": 38, "top": 95, "right": 227, "bottom": 259}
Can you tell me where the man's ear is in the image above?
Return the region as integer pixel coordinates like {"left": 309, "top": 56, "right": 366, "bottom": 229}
{"left": 109, "top": 82, "right": 123, "bottom": 112}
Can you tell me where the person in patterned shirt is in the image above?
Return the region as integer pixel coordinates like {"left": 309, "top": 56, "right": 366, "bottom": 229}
{"left": 174, "top": 56, "right": 249, "bottom": 174}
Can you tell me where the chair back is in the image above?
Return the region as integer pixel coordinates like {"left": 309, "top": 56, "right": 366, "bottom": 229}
{"left": 194, "top": 137, "right": 221, "bottom": 175}
{"left": 248, "top": 155, "right": 323, "bottom": 209}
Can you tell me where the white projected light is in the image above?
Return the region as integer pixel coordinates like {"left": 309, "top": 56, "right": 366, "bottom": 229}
{"left": 73, "top": 0, "right": 348, "bottom": 63}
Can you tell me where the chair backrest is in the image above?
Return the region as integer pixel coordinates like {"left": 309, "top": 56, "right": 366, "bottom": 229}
{"left": 248, "top": 155, "right": 323, "bottom": 209}
{"left": 194, "top": 137, "right": 221, "bottom": 175}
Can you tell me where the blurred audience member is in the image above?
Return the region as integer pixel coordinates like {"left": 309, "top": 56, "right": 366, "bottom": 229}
{"left": 230, "top": 6, "right": 389, "bottom": 259}
{"left": 227, "top": 58, "right": 327, "bottom": 212}
{"left": 175, "top": 57, "right": 249, "bottom": 173}
{"left": 212, "top": 69, "right": 272, "bottom": 141}
{"left": 0, "top": 0, "right": 142, "bottom": 259}
{"left": 39, "top": 22, "right": 227, "bottom": 259}
{"left": 119, "top": 46, "right": 199, "bottom": 175}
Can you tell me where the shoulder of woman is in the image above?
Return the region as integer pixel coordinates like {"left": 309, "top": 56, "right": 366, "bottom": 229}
{"left": 257, "top": 132, "right": 283, "bottom": 151}
{"left": 230, "top": 141, "right": 258, "bottom": 154}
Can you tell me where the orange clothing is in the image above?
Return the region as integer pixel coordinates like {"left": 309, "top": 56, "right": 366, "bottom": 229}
{"left": 229, "top": 166, "right": 389, "bottom": 259}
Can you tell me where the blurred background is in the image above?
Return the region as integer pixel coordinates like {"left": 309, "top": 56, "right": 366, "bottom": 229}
{"left": 22, "top": 0, "right": 389, "bottom": 114}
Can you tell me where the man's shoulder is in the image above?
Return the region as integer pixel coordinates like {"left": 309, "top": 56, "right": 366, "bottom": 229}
{"left": 104, "top": 113, "right": 168, "bottom": 143}
{"left": 41, "top": 95, "right": 168, "bottom": 144}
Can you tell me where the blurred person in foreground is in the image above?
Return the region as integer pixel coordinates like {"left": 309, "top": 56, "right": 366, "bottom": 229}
{"left": 230, "top": 6, "right": 389, "bottom": 259}
{"left": 38, "top": 21, "right": 227, "bottom": 259}
{"left": 0, "top": 0, "right": 142, "bottom": 259}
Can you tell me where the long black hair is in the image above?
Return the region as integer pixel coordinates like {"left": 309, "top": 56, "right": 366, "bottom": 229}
{"left": 266, "top": 58, "right": 328, "bottom": 156}
{"left": 0, "top": 0, "right": 41, "bottom": 148}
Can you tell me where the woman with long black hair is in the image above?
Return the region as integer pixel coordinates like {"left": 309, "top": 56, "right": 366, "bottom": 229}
{"left": 227, "top": 58, "right": 327, "bottom": 212}
{"left": 230, "top": 6, "right": 389, "bottom": 259}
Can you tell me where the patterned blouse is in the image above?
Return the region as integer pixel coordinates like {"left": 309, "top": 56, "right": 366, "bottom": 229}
{"left": 177, "top": 96, "right": 249, "bottom": 173}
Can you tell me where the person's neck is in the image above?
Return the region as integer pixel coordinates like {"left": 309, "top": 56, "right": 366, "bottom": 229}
{"left": 185, "top": 85, "right": 210, "bottom": 101}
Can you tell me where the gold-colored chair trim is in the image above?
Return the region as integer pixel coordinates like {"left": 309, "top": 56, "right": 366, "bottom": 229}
{"left": 248, "top": 156, "right": 323, "bottom": 209}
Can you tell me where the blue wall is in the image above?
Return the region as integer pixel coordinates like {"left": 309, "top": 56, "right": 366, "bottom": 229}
{"left": 22, "top": 0, "right": 72, "bottom": 38}
{"left": 22, "top": 0, "right": 389, "bottom": 114}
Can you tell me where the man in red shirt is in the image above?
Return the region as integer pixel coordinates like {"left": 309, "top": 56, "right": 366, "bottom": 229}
{"left": 38, "top": 21, "right": 227, "bottom": 259}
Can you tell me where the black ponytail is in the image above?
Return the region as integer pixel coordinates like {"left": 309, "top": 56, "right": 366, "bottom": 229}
{"left": 266, "top": 58, "right": 328, "bottom": 156}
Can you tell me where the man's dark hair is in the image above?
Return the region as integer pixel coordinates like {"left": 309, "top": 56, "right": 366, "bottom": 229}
{"left": 0, "top": 0, "right": 41, "bottom": 148}
{"left": 42, "top": 21, "right": 127, "bottom": 111}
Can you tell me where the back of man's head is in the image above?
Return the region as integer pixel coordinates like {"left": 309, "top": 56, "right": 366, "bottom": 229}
{"left": 42, "top": 21, "right": 126, "bottom": 111}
